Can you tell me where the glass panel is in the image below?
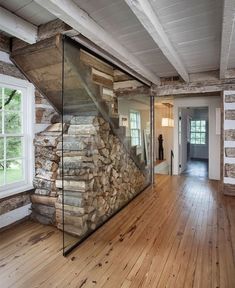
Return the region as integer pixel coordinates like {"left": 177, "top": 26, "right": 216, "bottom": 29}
{"left": 195, "top": 125, "right": 201, "bottom": 132}
{"left": 195, "top": 133, "right": 201, "bottom": 139}
{"left": 201, "top": 126, "right": 206, "bottom": 132}
{"left": 4, "top": 111, "right": 22, "bottom": 134}
{"left": 3, "top": 88, "right": 22, "bottom": 111}
{"left": 0, "top": 137, "right": 4, "bottom": 160}
{"left": 0, "top": 161, "right": 4, "bottom": 186}
{"left": 201, "top": 133, "right": 206, "bottom": 144}
{"left": 62, "top": 38, "right": 151, "bottom": 255}
{"left": 6, "top": 137, "right": 22, "bottom": 159}
{"left": 6, "top": 159, "right": 23, "bottom": 184}
{"left": 191, "top": 126, "right": 195, "bottom": 132}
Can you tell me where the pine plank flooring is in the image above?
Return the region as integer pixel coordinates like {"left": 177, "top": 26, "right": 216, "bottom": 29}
{"left": 0, "top": 175, "right": 235, "bottom": 288}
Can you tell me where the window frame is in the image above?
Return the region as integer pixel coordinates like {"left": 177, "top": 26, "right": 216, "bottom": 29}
{"left": 130, "top": 110, "right": 141, "bottom": 147}
{"left": 0, "top": 74, "right": 35, "bottom": 199}
{"left": 190, "top": 119, "right": 207, "bottom": 145}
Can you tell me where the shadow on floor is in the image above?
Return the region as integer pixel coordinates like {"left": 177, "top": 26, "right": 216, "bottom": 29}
{"left": 182, "top": 158, "right": 208, "bottom": 179}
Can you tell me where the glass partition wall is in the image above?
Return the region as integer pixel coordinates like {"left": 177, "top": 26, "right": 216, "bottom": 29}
{"left": 62, "top": 37, "right": 152, "bottom": 255}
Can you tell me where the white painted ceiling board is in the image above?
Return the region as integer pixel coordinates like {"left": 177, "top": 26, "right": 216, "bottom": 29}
{"left": 73, "top": 0, "right": 178, "bottom": 77}
{"left": 0, "top": 0, "right": 231, "bottom": 78}
{"left": 150, "top": 0, "right": 223, "bottom": 73}
{"left": 0, "top": 0, "right": 56, "bottom": 25}
{"left": 0, "top": 0, "right": 32, "bottom": 12}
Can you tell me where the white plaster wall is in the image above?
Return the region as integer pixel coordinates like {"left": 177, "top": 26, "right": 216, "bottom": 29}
{"left": 173, "top": 96, "right": 221, "bottom": 180}
{"left": 179, "top": 108, "right": 191, "bottom": 173}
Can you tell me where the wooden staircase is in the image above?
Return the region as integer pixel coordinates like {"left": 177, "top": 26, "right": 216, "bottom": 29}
{"left": 10, "top": 35, "right": 145, "bottom": 170}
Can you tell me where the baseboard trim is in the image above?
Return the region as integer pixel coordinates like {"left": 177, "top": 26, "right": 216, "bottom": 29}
{"left": 0, "top": 204, "right": 31, "bottom": 229}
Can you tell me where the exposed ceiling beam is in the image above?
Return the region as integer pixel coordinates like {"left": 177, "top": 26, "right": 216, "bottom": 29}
{"left": 220, "top": 0, "right": 235, "bottom": 79}
{"left": 0, "top": 7, "right": 37, "bottom": 44}
{"left": 125, "top": 0, "right": 189, "bottom": 83}
{"left": 35, "top": 0, "right": 160, "bottom": 85}
{"left": 157, "top": 78, "right": 235, "bottom": 96}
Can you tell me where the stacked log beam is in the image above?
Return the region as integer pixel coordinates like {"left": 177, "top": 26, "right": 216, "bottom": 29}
{"left": 55, "top": 116, "right": 146, "bottom": 238}
{"left": 32, "top": 115, "right": 146, "bottom": 239}
{"left": 32, "top": 123, "right": 65, "bottom": 224}
{"left": 223, "top": 92, "right": 235, "bottom": 196}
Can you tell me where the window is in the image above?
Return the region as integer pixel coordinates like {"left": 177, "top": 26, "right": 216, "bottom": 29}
{"left": 190, "top": 120, "right": 206, "bottom": 144}
{"left": 0, "top": 75, "right": 34, "bottom": 198}
{"left": 130, "top": 111, "right": 141, "bottom": 146}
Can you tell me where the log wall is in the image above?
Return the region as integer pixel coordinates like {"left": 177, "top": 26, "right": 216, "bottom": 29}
{"left": 32, "top": 116, "right": 146, "bottom": 239}
{"left": 223, "top": 91, "right": 235, "bottom": 196}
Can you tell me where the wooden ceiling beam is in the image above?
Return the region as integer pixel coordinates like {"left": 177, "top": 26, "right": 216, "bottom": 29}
{"left": 220, "top": 0, "right": 235, "bottom": 79}
{"left": 35, "top": 0, "right": 160, "bottom": 85}
{"left": 125, "top": 0, "right": 189, "bottom": 82}
{"left": 157, "top": 79, "right": 235, "bottom": 96}
{"left": 0, "top": 6, "right": 37, "bottom": 44}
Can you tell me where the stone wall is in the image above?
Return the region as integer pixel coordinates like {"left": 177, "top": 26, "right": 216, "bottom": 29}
{"left": 0, "top": 192, "right": 31, "bottom": 216}
{"left": 223, "top": 91, "right": 235, "bottom": 196}
{"left": 35, "top": 89, "right": 60, "bottom": 133}
{"left": 33, "top": 115, "right": 146, "bottom": 239}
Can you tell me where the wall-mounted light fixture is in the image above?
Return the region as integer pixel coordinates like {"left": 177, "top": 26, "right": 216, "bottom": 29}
{"left": 161, "top": 103, "right": 174, "bottom": 127}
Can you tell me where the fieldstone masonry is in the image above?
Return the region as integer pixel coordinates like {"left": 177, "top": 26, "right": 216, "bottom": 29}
{"left": 32, "top": 115, "right": 146, "bottom": 238}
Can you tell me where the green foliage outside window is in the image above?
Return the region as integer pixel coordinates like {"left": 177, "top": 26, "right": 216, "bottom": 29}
{"left": 0, "top": 87, "right": 23, "bottom": 186}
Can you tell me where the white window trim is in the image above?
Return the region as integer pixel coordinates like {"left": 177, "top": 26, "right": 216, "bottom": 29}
{"left": 0, "top": 74, "right": 35, "bottom": 199}
{"left": 190, "top": 119, "right": 207, "bottom": 145}
{"left": 130, "top": 110, "right": 141, "bottom": 147}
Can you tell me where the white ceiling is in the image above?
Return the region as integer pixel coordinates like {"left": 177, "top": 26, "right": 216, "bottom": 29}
{"left": 73, "top": 0, "right": 178, "bottom": 77}
{"left": 151, "top": 0, "right": 223, "bottom": 73}
{"left": 0, "top": 0, "right": 56, "bottom": 25}
{"left": 0, "top": 0, "right": 234, "bottom": 80}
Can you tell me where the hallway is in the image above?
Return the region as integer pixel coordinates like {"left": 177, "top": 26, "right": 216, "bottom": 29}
{"left": 0, "top": 175, "right": 235, "bottom": 288}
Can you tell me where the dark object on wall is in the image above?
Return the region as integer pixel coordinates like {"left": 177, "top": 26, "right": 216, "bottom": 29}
{"left": 158, "top": 134, "right": 164, "bottom": 160}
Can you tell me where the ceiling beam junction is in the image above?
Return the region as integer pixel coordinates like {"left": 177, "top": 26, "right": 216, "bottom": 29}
{"left": 0, "top": 6, "right": 37, "bottom": 44}
{"left": 35, "top": 0, "right": 161, "bottom": 85}
{"left": 220, "top": 0, "right": 235, "bottom": 79}
{"left": 125, "top": 0, "right": 189, "bottom": 82}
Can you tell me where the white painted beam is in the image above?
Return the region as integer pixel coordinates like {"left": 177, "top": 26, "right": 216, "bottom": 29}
{"left": 0, "top": 7, "right": 37, "bottom": 44}
{"left": 35, "top": 0, "right": 160, "bottom": 85}
{"left": 125, "top": 0, "right": 189, "bottom": 82}
{"left": 220, "top": 0, "right": 235, "bottom": 79}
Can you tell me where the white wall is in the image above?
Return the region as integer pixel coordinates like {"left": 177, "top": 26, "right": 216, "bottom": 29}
{"left": 179, "top": 108, "right": 192, "bottom": 172}
{"left": 173, "top": 96, "right": 221, "bottom": 180}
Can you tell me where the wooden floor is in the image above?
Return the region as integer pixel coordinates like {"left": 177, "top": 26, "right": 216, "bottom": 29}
{"left": 0, "top": 175, "right": 235, "bottom": 288}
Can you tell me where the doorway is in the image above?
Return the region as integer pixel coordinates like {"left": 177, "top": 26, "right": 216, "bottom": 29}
{"left": 178, "top": 107, "right": 209, "bottom": 179}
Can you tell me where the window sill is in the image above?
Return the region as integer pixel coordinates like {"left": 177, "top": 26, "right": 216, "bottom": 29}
{"left": 0, "top": 184, "right": 34, "bottom": 200}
